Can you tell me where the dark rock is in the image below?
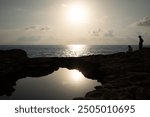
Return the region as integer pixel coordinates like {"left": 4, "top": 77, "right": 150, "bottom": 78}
{"left": 0, "top": 48, "right": 150, "bottom": 99}
{"left": 0, "top": 49, "right": 28, "bottom": 96}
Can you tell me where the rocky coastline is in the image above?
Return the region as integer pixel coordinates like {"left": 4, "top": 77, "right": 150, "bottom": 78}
{"left": 0, "top": 48, "right": 150, "bottom": 99}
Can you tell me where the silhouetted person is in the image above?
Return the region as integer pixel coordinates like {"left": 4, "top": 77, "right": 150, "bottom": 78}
{"left": 127, "top": 45, "right": 133, "bottom": 53}
{"left": 139, "top": 35, "right": 144, "bottom": 50}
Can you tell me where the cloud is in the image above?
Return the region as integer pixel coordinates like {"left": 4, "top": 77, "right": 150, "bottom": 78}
{"left": 92, "top": 28, "right": 102, "bottom": 36}
{"left": 25, "top": 25, "right": 51, "bottom": 31}
{"left": 134, "top": 17, "right": 150, "bottom": 27}
{"left": 17, "top": 36, "right": 41, "bottom": 42}
{"left": 0, "top": 29, "right": 22, "bottom": 44}
{"left": 0, "top": 27, "right": 56, "bottom": 44}
{"left": 104, "top": 30, "right": 114, "bottom": 37}
{"left": 89, "top": 28, "right": 115, "bottom": 39}
{"left": 91, "top": 28, "right": 102, "bottom": 36}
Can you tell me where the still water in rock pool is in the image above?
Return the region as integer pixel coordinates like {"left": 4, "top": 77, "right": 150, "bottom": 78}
{"left": 0, "top": 68, "right": 100, "bottom": 100}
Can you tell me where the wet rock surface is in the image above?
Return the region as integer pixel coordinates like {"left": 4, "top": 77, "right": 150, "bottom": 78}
{"left": 0, "top": 48, "right": 150, "bottom": 99}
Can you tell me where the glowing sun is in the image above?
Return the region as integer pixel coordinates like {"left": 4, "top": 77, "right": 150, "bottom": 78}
{"left": 66, "top": 4, "right": 88, "bottom": 24}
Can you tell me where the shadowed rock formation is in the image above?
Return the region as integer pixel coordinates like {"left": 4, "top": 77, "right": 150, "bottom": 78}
{"left": 0, "top": 49, "right": 28, "bottom": 96}
{"left": 0, "top": 49, "right": 102, "bottom": 97}
{"left": 0, "top": 48, "right": 150, "bottom": 99}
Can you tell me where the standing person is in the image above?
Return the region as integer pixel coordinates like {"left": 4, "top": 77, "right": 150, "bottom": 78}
{"left": 139, "top": 35, "right": 144, "bottom": 50}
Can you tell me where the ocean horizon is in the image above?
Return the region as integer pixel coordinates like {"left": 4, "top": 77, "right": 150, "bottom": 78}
{"left": 0, "top": 45, "right": 147, "bottom": 58}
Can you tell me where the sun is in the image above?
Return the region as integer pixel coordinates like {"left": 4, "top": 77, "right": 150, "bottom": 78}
{"left": 66, "top": 4, "right": 88, "bottom": 24}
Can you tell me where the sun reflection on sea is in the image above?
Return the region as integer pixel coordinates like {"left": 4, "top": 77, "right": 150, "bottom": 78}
{"left": 66, "top": 45, "right": 87, "bottom": 57}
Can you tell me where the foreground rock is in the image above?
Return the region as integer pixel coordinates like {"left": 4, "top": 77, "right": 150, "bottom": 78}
{"left": 74, "top": 48, "right": 150, "bottom": 99}
{"left": 0, "top": 49, "right": 102, "bottom": 97}
{"left": 0, "top": 49, "right": 28, "bottom": 96}
{"left": 0, "top": 48, "right": 150, "bottom": 99}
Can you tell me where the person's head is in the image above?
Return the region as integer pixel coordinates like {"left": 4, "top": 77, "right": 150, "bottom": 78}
{"left": 139, "top": 35, "right": 142, "bottom": 39}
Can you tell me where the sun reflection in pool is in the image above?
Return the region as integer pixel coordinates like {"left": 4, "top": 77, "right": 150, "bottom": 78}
{"left": 0, "top": 68, "right": 100, "bottom": 99}
{"left": 69, "top": 69, "right": 83, "bottom": 82}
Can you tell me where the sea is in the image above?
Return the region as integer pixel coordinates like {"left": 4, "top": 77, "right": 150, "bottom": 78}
{"left": 0, "top": 45, "right": 149, "bottom": 100}
{"left": 0, "top": 45, "right": 145, "bottom": 57}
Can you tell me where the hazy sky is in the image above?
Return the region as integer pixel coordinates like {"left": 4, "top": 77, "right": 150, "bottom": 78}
{"left": 0, "top": 0, "right": 150, "bottom": 45}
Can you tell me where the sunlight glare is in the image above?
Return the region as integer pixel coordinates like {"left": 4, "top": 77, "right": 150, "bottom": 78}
{"left": 69, "top": 45, "right": 85, "bottom": 51}
{"left": 67, "top": 45, "right": 86, "bottom": 57}
{"left": 67, "top": 4, "right": 88, "bottom": 24}
{"left": 69, "top": 69, "right": 83, "bottom": 81}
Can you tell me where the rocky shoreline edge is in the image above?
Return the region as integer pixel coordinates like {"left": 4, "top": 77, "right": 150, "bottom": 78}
{"left": 0, "top": 48, "right": 150, "bottom": 99}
